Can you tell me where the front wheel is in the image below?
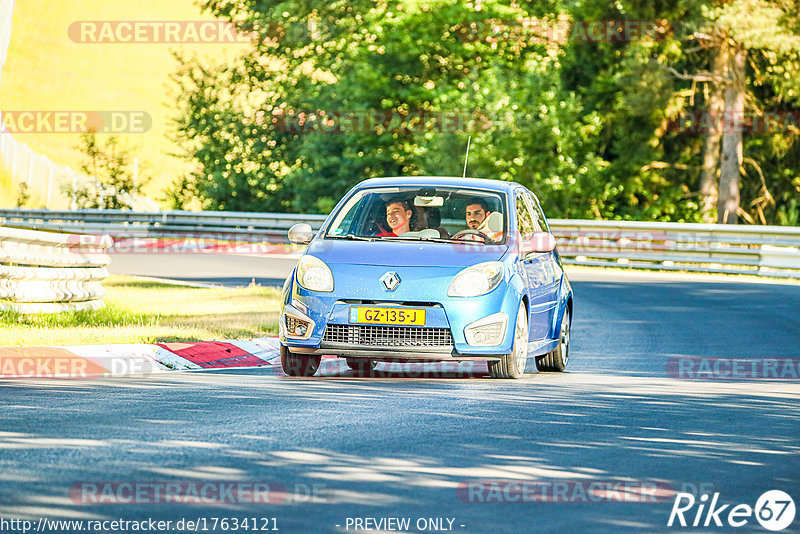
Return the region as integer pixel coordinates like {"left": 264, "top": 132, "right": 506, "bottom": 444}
{"left": 280, "top": 345, "right": 321, "bottom": 377}
{"left": 489, "top": 301, "right": 528, "bottom": 379}
{"left": 536, "top": 307, "right": 570, "bottom": 372}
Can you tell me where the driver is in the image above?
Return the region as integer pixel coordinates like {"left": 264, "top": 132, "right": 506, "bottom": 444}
{"left": 464, "top": 198, "right": 503, "bottom": 242}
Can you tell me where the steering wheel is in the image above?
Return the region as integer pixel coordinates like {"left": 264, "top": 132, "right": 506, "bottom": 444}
{"left": 451, "top": 229, "right": 490, "bottom": 243}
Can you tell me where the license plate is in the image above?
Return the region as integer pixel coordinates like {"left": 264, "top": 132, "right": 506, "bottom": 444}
{"left": 349, "top": 306, "right": 425, "bottom": 326}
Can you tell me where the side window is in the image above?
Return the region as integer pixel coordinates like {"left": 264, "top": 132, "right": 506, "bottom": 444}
{"left": 524, "top": 191, "right": 546, "bottom": 232}
{"left": 335, "top": 199, "right": 360, "bottom": 234}
{"left": 355, "top": 195, "right": 385, "bottom": 236}
{"left": 515, "top": 192, "right": 536, "bottom": 238}
{"left": 328, "top": 190, "right": 367, "bottom": 235}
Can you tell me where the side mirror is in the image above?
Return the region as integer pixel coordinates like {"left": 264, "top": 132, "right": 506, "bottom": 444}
{"left": 288, "top": 223, "right": 314, "bottom": 245}
{"left": 521, "top": 232, "right": 557, "bottom": 255}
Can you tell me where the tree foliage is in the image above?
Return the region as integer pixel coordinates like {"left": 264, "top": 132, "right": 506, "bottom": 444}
{"left": 70, "top": 133, "right": 147, "bottom": 210}
{"left": 560, "top": 0, "right": 800, "bottom": 224}
{"left": 170, "top": 0, "right": 800, "bottom": 224}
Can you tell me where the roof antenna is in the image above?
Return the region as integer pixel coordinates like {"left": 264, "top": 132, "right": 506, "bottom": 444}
{"left": 462, "top": 135, "right": 472, "bottom": 179}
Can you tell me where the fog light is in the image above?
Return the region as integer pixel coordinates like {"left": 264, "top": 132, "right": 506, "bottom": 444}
{"left": 284, "top": 312, "right": 314, "bottom": 340}
{"left": 464, "top": 312, "right": 508, "bottom": 346}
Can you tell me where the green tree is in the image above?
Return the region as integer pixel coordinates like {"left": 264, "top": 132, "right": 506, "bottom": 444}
{"left": 171, "top": 0, "right": 612, "bottom": 216}
{"left": 171, "top": 0, "right": 800, "bottom": 224}
{"left": 15, "top": 181, "right": 29, "bottom": 208}
{"left": 666, "top": 0, "right": 800, "bottom": 223}
{"left": 561, "top": 0, "right": 800, "bottom": 224}
{"left": 70, "top": 132, "right": 147, "bottom": 210}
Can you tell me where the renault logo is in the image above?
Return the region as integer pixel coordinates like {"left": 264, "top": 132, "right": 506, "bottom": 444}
{"left": 380, "top": 272, "right": 400, "bottom": 291}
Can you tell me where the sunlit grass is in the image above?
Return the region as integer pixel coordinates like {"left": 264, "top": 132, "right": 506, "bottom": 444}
{"left": 0, "top": 275, "right": 282, "bottom": 346}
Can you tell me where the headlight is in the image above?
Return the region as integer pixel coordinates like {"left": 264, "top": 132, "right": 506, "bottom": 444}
{"left": 447, "top": 261, "right": 504, "bottom": 297}
{"left": 296, "top": 255, "right": 334, "bottom": 292}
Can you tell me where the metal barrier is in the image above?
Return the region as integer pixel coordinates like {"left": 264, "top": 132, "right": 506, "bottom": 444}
{"left": 552, "top": 219, "right": 800, "bottom": 278}
{"left": 0, "top": 208, "right": 799, "bottom": 279}
{"left": 0, "top": 208, "right": 328, "bottom": 239}
{"left": 0, "top": 226, "right": 111, "bottom": 313}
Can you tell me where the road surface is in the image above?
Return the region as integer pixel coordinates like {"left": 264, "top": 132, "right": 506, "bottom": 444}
{"left": 1, "top": 266, "right": 798, "bottom": 533}
{"left": 108, "top": 252, "right": 298, "bottom": 288}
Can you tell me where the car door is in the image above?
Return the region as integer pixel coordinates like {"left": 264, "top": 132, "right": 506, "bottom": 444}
{"left": 515, "top": 190, "right": 559, "bottom": 341}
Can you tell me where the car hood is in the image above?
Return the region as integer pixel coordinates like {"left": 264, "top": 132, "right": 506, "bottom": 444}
{"left": 306, "top": 238, "right": 509, "bottom": 267}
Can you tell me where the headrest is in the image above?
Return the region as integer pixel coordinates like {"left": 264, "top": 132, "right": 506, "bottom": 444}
{"left": 485, "top": 211, "right": 504, "bottom": 233}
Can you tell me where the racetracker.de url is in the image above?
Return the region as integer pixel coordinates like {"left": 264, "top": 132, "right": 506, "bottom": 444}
{"left": 0, "top": 517, "right": 279, "bottom": 533}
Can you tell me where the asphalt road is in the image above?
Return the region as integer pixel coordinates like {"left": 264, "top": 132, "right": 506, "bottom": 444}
{"left": 108, "top": 252, "right": 298, "bottom": 287}
{"left": 1, "top": 267, "right": 799, "bottom": 534}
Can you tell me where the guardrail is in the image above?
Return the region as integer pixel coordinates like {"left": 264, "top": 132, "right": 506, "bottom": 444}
{"left": 1, "top": 208, "right": 798, "bottom": 279}
{"left": 0, "top": 208, "right": 328, "bottom": 240}
{"left": 552, "top": 219, "right": 800, "bottom": 278}
{"left": 0, "top": 226, "right": 111, "bottom": 313}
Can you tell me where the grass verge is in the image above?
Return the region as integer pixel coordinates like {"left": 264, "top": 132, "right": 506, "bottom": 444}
{"left": 0, "top": 275, "right": 281, "bottom": 346}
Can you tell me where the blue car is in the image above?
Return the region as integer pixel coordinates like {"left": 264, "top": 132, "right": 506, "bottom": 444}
{"left": 279, "top": 177, "right": 573, "bottom": 379}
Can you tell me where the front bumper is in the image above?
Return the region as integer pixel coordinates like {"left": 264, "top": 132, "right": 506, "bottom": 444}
{"left": 280, "top": 264, "right": 526, "bottom": 361}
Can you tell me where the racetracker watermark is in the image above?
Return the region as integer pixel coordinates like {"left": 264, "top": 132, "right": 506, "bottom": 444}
{"left": 0, "top": 352, "right": 94, "bottom": 378}
{"left": 69, "top": 481, "right": 329, "bottom": 504}
{"left": 68, "top": 21, "right": 256, "bottom": 43}
{"left": 556, "top": 230, "right": 672, "bottom": 253}
{"left": 272, "top": 110, "right": 497, "bottom": 134}
{"left": 271, "top": 107, "right": 800, "bottom": 136}
{"left": 669, "top": 111, "right": 800, "bottom": 134}
{"left": 0, "top": 349, "right": 159, "bottom": 379}
{"left": 454, "top": 18, "right": 669, "bottom": 44}
{"left": 63, "top": 229, "right": 722, "bottom": 256}
{"left": 456, "top": 480, "right": 674, "bottom": 503}
{"left": 292, "top": 358, "right": 489, "bottom": 378}
{"left": 364, "top": 360, "right": 486, "bottom": 378}
{"left": 0, "top": 111, "right": 151, "bottom": 134}
{"left": 61, "top": 232, "right": 290, "bottom": 255}
{"left": 66, "top": 18, "right": 669, "bottom": 45}
{"left": 666, "top": 357, "right": 800, "bottom": 380}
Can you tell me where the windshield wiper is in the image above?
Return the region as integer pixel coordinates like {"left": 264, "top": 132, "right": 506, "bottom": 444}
{"left": 378, "top": 235, "right": 458, "bottom": 244}
{"left": 326, "top": 233, "right": 376, "bottom": 241}
{"left": 383, "top": 235, "right": 506, "bottom": 245}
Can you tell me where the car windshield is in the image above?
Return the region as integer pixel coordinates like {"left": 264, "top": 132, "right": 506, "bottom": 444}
{"left": 325, "top": 186, "right": 507, "bottom": 244}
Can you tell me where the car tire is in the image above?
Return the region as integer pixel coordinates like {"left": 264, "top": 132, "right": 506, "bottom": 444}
{"left": 280, "top": 345, "right": 321, "bottom": 377}
{"left": 345, "top": 359, "right": 377, "bottom": 373}
{"left": 489, "top": 301, "right": 528, "bottom": 379}
{"left": 536, "top": 308, "right": 570, "bottom": 372}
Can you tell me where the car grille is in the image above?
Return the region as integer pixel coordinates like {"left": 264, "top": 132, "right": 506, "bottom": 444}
{"left": 322, "top": 324, "right": 454, "bottom": 347}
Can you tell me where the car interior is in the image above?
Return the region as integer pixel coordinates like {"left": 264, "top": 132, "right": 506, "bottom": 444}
{"left": 327, "top": 188, "right": 507, "bottom": 242}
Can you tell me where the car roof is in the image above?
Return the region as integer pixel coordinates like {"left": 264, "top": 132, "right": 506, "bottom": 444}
{"left": 354, "top": 176, "right": 521, "bottom": 194}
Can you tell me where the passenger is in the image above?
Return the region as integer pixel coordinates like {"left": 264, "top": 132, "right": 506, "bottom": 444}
{"left": 377, "top": 198, "right": 413, "bottom": 236}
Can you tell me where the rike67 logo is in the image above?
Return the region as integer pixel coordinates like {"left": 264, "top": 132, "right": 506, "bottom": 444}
{"left": 668, "top": 490, "right": 795, "bottom": 531}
